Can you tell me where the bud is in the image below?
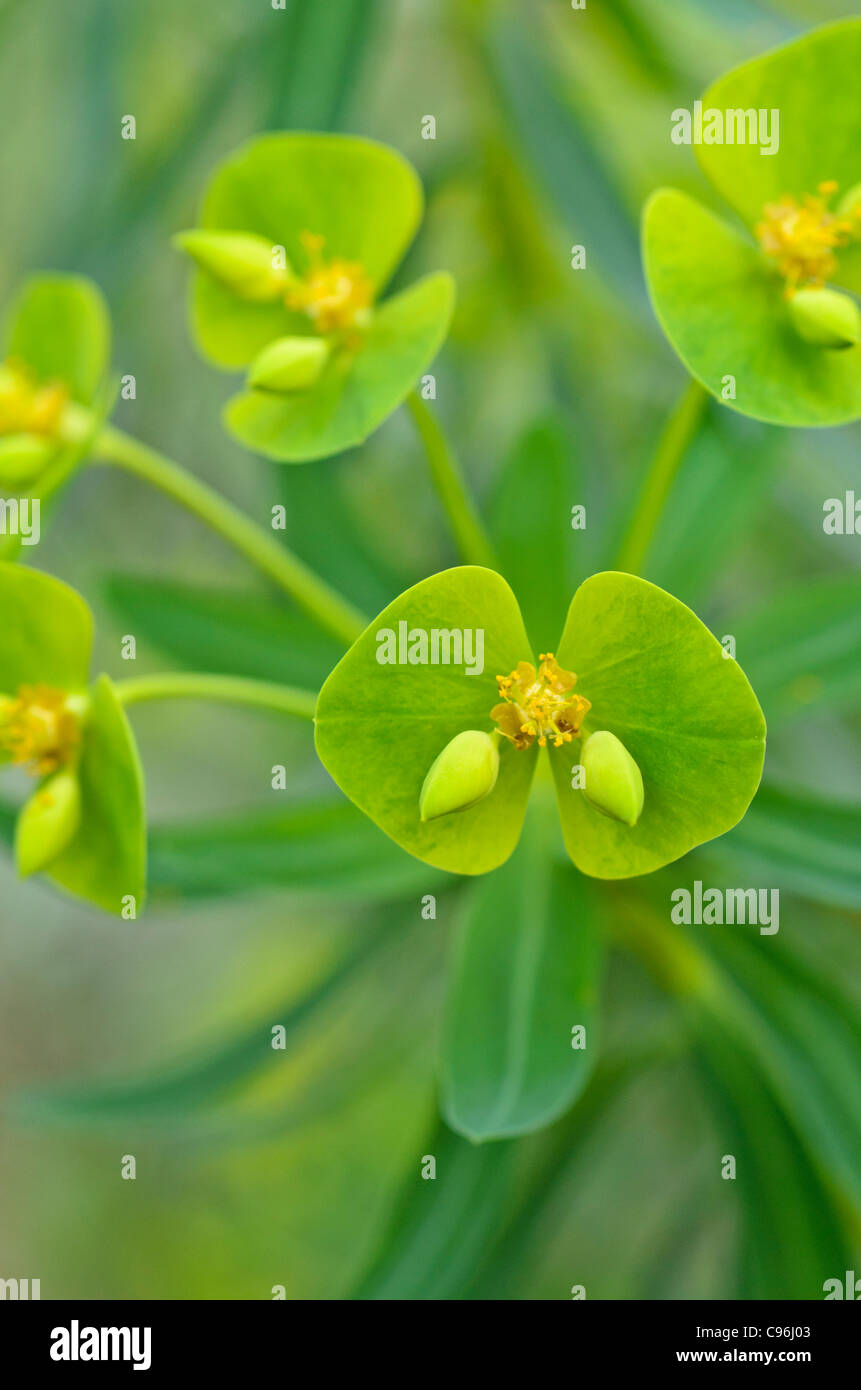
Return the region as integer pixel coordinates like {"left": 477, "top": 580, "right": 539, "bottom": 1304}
{"left": 0, "top": 433, "right": 53, "bottom": 485}
{"left": 789, "top": 287, "right": 861, "bottom": 350}
{"left": 15, "top": 768, "right": 81, "bottom": 876}
{"left": 173, "top": 230, "right": 290, "bottom": 301}
{"left": 247, "top": 336, "right": 330, "bottom": 393}
{"left": 419, "top": 730, "right": 500, "bottom": 822}
{"left": 581, "top": 730, "right": 644, "bottom": 828}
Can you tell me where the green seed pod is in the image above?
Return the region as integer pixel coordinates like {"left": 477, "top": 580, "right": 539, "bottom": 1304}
{"left": 173, "top": 230, "right": 290, "bottom": 301}
{"left": 0, "top": 432, "right": 53, "bottom": 484}
{"left": 15, "top": 768, "right": 82, "bottom": 877}
{"left": 419, "top": 730, "right": 500, "bottom": 822}
{"left": 247, "top": 336, "right": 331, "bottom": 393}
{"left": 789, "top": 287, "right": 861, "bottom": 350}
{"left": 581, "top": 730, "right": 644, "bottom": 828}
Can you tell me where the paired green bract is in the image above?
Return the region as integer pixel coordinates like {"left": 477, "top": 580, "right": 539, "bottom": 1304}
{"left": 315, "top": 567, "right": 766, "bottom": 878}
{"left": 182, "top": 133, "right": 455, "bottom": 461}
{"left": 643, "top": 19, "right": 861, "bottom": 426}
{"left": 0, "top": 566, "right": 145, "bottom": 914}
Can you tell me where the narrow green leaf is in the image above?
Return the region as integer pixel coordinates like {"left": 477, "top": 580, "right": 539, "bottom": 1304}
{"left": 10, "top": 922, "right": 395, "bottom": 1125}
{"left": 355, "top": 1117, "right": 517, "bottom": 1300}
{"left": 441, "top": 791, "right": 603, "bottom": 1140}
{"left": 693, "top": 1009, "right": 851, "bottom": 1299}
{"left": 729, "top": 574, "right": 861, "bottom": 727}
{"left": 263, "top": 0, "right": 382, "bottom": 131}
{"left": 483, "top": 11, "right": 643, "bottom": 305}
{"left": 147, "top": 798, "right": 449, "bottom": 903}
{"left": 700, "top": 927, "right": 861, "bottom": 1224}
{"left": 644, "top": 412, "right": 778, "bottom": 605}
{"left": 489, "top": 416, "right": 574, "bottom": 651}
{"left": 104, "top": 574, "right": 341, "bottom": 690}
{"left": 709, "top": 782, "right": 861, "bottom": 911}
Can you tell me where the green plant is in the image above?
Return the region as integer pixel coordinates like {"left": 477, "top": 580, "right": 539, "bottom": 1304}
{"left": 176, "top": 133, "right": 455, "bottom": 462}
{"left": 0, "top": 564, "right": 316, "bottom": 914}
{"left": 2, "top": 2, "right": 860, "bottom": 1304}
{"left": 315, "top": 566, "right": 766, "bottom": 877}
{"left": 643, "top": 19, "right": 861, "bottom": 427}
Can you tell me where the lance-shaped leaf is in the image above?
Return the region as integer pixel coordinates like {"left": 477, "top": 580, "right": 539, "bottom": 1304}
{"left": 441, "top": 789, "right": 603, "bottom": 1140}
{"left": 147, "top": 798, "right": 446, "bottom": 903}
{"left": 315, "top": 566, "right": 537, "bottom": 875}
{"left": 550, "top": 571, "right": 766, "bottom": 878}
{"left": 728, "top": 573, "right": 861, "bottom": 727}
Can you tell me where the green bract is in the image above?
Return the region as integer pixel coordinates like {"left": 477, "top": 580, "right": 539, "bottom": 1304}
{"left": 178, "top": 133, "right": 455, "bottom": 461}
{"left": 643, "top": 19, "right": 861, "bottom": 426}
{"left": 0, "top": 275, "right": 111, "bottom": 485}
{"left": 0, "top": 565, "right": 145, "bottom": 914}
{"left": 315, "top": 567, "right": 766, "bottom": 879}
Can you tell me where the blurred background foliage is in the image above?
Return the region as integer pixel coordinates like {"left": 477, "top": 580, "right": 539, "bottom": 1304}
{"left": 0, "top": 0, "right": 859, "bottom": 1299}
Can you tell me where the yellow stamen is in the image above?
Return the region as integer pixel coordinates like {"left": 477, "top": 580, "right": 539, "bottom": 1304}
{"left": 285, "top": 231, "right": 374, "bottom": 335}
{"left": 755, "top": 182, "right": 858, "bottom": 296}
{"left": 0, "top": 684, "right": 81, "bottom": 776}
{"left": 491, "top": 652, "right": 591, "bottom": 751}
{"left": 0, "top": 359, "right": 69, "bottom": 438}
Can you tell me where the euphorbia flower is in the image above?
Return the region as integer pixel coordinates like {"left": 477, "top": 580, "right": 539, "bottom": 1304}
{"left": 643, "top": 19, "right": 861, "bottom": 426}
{"left": 0, "top": 565, "right": 144, "bottom": 913}
{"left": 175, "top": 133, "right": 455, "bottom": 462}
{"left": 315, "top": 567, "right": 766, "bottom": 878}
{"left": 0, "top": 276, "right": 110, "bottom": 489}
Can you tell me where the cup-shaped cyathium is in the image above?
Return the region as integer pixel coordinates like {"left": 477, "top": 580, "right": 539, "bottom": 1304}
{"left": 175, "top": 133, "right": 454, "bottom": 461}
{"left": 643, "top": 19, "right": 861, "bottom": 426}
{"left": 315, "top": 567, "right": 766, "bottom": 879}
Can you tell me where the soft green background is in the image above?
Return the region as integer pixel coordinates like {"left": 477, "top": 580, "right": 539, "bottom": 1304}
{"left": 0, "top": 0, "right": 859, "bottom": 1301}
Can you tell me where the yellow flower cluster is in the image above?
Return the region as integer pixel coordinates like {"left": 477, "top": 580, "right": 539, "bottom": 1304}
{"left": 756, "top": 181, "right": 861, "bottom": 296}
{"left": 0, "top": 360, "right": 68, "bottom": 437}
{"left": 0, "top": 684, "right": 80, "bottom": 776}
{"left": 492, "top": 653, "right": 591, "bottom": 750}
{"left": 285, "top": 231, "right": 374, "bottom": 335}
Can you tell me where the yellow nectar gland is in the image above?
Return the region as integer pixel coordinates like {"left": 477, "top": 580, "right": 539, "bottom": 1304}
{"left": 492, "top": 653, "right": 591, "bottom": 751}
{"left": 0, "top": 359, "right": 68, "bottom": 437}
{"left": 285, "top": 232, "right": 374, "bottom": 335}
{"left": 0, "top": 684, "right": 81, "bottom": 776}
{"left": 755, "top": 181, "right": 861, "bottom": 297}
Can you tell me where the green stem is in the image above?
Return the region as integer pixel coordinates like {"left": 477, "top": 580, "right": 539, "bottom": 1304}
{"left": 406, "top": 392, "right": 497, "bottom": 568}
{"left": 614, "top": 380, "right": 706, "bottom": 575}
{"left": 89, "top": 422, "right": 367, "bottom": 647}
{"left": 114, "top": 672, "right": 317, "bottom": 720}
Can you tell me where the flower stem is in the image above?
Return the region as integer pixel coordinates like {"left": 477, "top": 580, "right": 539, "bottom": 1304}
{"left": 89, "top": 423, "right": 367, "bottom": 647}
{"left": 614, "top": 380, "right": 706, "bottom": 575}
{"left": 406, "top": 392, "right": 497, "bottom": 569}
{"left": 114, "top": 672, "right": 317, "bottom": 720}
